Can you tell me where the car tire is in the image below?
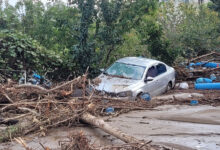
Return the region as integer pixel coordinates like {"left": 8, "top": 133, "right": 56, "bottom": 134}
{"left": 136, "top": 93, "right": 151, "bottom": 101}
{"left": 136, "top": 93, "right": 143, "bottom": 101}
{"left": 166, "top": 82, "right": 172, "bottom": 93}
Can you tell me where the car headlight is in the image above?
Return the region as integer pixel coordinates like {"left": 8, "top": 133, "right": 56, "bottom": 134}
{"left": 117, "top": 91, "right": 132, "bottom": 97}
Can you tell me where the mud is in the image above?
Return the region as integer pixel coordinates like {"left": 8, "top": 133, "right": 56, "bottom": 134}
{"left": 109, "top": 105, "right": 220, "bottom": 150}
{"left": 0, "top": 126, "right": 119, "bottom": 150}
{"left": 1, "top": 105, "right": 220, "bottom": 150}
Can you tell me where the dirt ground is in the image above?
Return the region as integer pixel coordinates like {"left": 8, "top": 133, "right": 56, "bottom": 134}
{"left": 0, "top": 79, "right": 219, "bottom": 150}
{"left": 109, "top": 104, "right": 220, "bottom": 150}
{"left": 1, "top": 103, "right": 220, "bottom": 150}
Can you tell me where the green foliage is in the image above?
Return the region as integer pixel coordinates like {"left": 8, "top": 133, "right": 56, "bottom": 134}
{"left": 1, "top": 0, "right": 220, "bottom": 80}
{"left": 16, "top": 0, "right": 45, "bottom": 35}
{"left": 70, "top": 0, "right": 99, "bottom": 76}
{"left": 98, "top": 0, "right": 123, "bottom": 64}
{"left": 158, "top": 1, "right": 220, "bottom": 62}
{"left": 209, "top": 0, "right": 220, "bottom": 12}
{"left": 15, "top": 0, "right": 79, "bottom": 52}
{"left": 111, "top": 0, "right": 174, "bottom": 64}
{"left": 179, "top": 4, "right": 220, "bottom": 55}
{"left": 0, "top": 30, "right": 64, "bottom": 80}
{"left": 113, "top": 29, "right": 149, "bottom": 59}
{"left": 0, "top": 3, "right": 20, "bottom": 30}
{"left": 0, "top": 125, "right": 22, "bottom": 142}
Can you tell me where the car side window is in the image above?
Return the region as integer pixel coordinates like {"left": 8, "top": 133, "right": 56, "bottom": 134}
{"left": 156, "top": 63, "right": 167, "bottom": 75}
{"left": 146, "top": 66, "right": 158, "bottom": 78}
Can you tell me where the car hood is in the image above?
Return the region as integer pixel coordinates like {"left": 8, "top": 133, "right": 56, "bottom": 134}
{"left": 95, "top": 74, "right": 139, "bottom": 93}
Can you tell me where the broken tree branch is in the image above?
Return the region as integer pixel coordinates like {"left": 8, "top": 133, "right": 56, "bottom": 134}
{"left": 81, "top": 112, "right": 145, "bottom": 144}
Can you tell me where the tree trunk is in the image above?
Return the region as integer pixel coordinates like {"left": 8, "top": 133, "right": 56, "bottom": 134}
{"left": 81, "top": 112, "right": 144, "bottom": 144}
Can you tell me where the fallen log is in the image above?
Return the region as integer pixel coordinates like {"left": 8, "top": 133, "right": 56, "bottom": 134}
{"left": 81, "top": 112, "right": 146, "bottom": 144}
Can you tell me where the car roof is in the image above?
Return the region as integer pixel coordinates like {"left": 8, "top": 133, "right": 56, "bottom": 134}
{"left": 116, "top": 57, "right": 159, "bottom": 67}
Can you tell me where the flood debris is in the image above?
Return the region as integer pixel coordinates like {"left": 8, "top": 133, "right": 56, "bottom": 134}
{"left": 0, "top": 69, "right": 219, "bottom": 149}
{"left": 15, "top": 132, "right": 165, "bottom": 150}
{"left": 175, "top": 51, "right": 220, "bottom": 81}
{"left": 0, "top": 74, "right": 161, "bottom": 149}
{"left": 59, "top": 132, "right": 160, "bottom": 150}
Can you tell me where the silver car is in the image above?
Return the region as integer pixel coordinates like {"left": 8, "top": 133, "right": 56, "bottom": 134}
{"left": 95, "top": 57, "right": 175, "bottom": 100}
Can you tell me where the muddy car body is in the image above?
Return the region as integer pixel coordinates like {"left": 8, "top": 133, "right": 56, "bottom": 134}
{"left": 95, "top": 57, "right": 175, "bottom": 100}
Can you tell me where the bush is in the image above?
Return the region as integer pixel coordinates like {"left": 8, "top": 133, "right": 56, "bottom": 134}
{"left": 0, "top": 30, "right": 64, "bottom": 80}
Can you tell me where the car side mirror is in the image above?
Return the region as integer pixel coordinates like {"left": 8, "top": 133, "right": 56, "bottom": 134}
{"left": 100, "top": 68, "right": 105, "bottom": 72}
{"left": 144, "top": 77, "right": 154, "bottom": 82}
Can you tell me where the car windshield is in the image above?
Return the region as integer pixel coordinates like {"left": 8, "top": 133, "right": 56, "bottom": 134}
{"left": 104, "top": 62, "right": 146, "bottom": 80}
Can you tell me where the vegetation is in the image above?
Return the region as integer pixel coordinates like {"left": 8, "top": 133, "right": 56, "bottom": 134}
{"left": 159, "top": 1, "right": 220, "bottom": 63}
{"left": 0, "top": 0, "right": 219, "bottom": 80}
{"left": 0, "top": 125, "right": 22, "bottom": 142}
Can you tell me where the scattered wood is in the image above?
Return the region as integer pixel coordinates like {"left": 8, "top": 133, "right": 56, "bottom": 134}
{"left": 0, "top": 71, "right": 219, "bottom": 149}
{"left": 190, "top": 51, "right": 220, "bottom": 62}
{"left": 81, "top": 112, "right": 144, "bottom": 144}
{"left": 175, "top": 51, "right": 220, "bottom": 81}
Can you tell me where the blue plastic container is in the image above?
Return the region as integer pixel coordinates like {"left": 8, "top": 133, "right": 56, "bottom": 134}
{"left": 195, "top": 62, "right": 204, "bottom": 66}
{"left": 140, "top": 93, "right": 151, "bottom": 101}
{"left": 33, "top": 73, "right": 41, "bottom": 79}
{"left": 204, "top": 62, "right": 219, "bottom": 68}
{"left": 196, "top": 78, "right": 212, "bottom": 83}
{"left": 189, "top": 63, "right": 195, "bottom": 67}
{"left": 195, "top": 83, "right": 220, "bottom": 90}
{"left": 190, "top": 100, "right": 198, "bottom": 106}
{"left": 105, "top": 107, "right": 114, "bottom": 113}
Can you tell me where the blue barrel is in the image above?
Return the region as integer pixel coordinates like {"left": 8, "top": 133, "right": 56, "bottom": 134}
{"left": 204, "top": 62, "right": 219, "bottom": 68}
{"left": 195, "top": 83, "right": 220, "bottom": 90}
{"left": 140, "top": 93, "right": 151, "bottom": 101}
{"left": 190, "top": 100, "right": 199, "bottom": 106}
{"left": 105, "top": 107, "right": 114, "bottom": 113}
{"left": 195, "top": 62, "right": 204, "bottom": 66}
{"left": 196, "top": 78, "right": 212, "bottom": 83}
{"left": 189, "top": 63, "right": 195, "bottom": 67}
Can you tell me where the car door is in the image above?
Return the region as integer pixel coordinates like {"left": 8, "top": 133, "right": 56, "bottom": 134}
{"left": 142, "top": 65, "right": 160, "bottom": 97}
{"left": 155, "top": 63, "right": 168, "bottom": 95}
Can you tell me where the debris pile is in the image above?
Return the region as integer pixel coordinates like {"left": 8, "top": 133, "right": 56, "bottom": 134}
{"left": 0, "top": 74, "right": 163, "bottom": 149}
{"left": 59, "top": 132, "right": 158, "bottom": 150}
{"left": 0, "top": 71, "right": 219, "bottom": 149}
{"left": 175, "top": 51, "right": 220, "bottom": 81}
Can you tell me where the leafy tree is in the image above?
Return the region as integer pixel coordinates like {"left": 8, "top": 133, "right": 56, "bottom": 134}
{"left": 0, "top": 2, "right": 20, "bottom": 30}
{"left": 112, "top": 0, "right": 174, "bottom": 64}
{"left": 98, "top": 0, "right": 123, "bottom": 64}
{"left": 0, "top": 30, "right": 63, "bottom": 80}
{"left": 209, "top": 0, "right": 220, "bottom": 12}
{"left": 70, "top": 0, "right": 98, "bottom": 76}
{"left": 158, "top": 2, "right": 220, "bottom": 62}
{"left": 111, "top": 29, "right": 150, "bottom": 61}
{"left": 34, "top": 2, "right": 79, "bottom": 52}
{"left": 15, "top": 0, "right": 45, "bottom": 35}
